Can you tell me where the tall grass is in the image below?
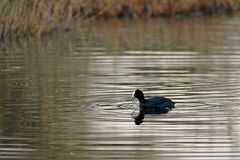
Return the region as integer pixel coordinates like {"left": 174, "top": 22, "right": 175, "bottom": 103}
{"left": 0, "top": 0, "right": 73, "bottom": 39}
{"left": 0, "top": 0, "right": 240, "bottom": 40}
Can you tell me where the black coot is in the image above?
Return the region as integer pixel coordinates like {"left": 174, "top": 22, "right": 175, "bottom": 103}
{"left": 131, "top": 89, "right": 175, "bottom": 114}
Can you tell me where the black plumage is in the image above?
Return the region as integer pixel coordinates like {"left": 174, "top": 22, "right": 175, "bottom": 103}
{"left": 131, "top": 89, "right": 175, "bottom": 114}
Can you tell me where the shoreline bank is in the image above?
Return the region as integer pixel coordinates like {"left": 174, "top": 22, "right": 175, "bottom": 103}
{"left": 0, "top": 0, "right": 240, "bottom": 40}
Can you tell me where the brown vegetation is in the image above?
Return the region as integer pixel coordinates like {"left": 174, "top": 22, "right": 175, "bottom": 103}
{"left": 75, "top": 0, "right": 240, "bottom": 19}
{"left": 0, "top": 0, "right": 240, "bottom": 40}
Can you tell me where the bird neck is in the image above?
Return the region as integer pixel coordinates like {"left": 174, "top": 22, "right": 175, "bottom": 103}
{"left": 138, "top": 97, "right": 145, "bottom": 104}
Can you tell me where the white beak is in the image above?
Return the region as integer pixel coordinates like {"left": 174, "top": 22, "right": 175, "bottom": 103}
{"left": 130, "top": 90, "right": 135, "bottom": 100}
{"left": 130, "top": 95, "right": 134, "bottom": 101}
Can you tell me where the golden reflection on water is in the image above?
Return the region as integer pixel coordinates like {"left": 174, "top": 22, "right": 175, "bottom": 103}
{"left": 0, "top": 17, "right": 240, "bottom": 159}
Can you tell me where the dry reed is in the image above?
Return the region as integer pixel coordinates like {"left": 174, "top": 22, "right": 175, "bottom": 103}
{"left": 0, "top": 0, "right": 240, "bottom": 40}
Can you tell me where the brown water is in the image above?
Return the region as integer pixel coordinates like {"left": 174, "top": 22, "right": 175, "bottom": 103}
{"left": 1, "top": 17, "right": 240, "bottom": 159}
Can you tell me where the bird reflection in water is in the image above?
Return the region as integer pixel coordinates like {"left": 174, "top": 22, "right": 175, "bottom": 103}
{"left": 132, "top": 109, "right": 145, "bottom": 125}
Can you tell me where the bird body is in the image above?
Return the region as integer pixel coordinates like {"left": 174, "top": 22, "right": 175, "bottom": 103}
{"left": 141, "top": 96, "right": 175, "bottom": 114}
{"left": 131, "top": 89, "right": 175, "bottom": 114}
{"left": 131, "top": 89, "right": 175, "bottom": 125}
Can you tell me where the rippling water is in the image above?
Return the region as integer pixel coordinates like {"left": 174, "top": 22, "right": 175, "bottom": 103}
{"left": 1, "top": 17, "right": 240, "bottom": 159}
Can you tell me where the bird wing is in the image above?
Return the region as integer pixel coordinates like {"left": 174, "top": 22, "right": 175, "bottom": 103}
{"left": 144, "top": 97, "right": 175, "bottom": 108}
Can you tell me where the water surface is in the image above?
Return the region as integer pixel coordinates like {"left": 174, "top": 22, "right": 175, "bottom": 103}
{"left": 1, "top": 17, "right": 240, "bottom": 159}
